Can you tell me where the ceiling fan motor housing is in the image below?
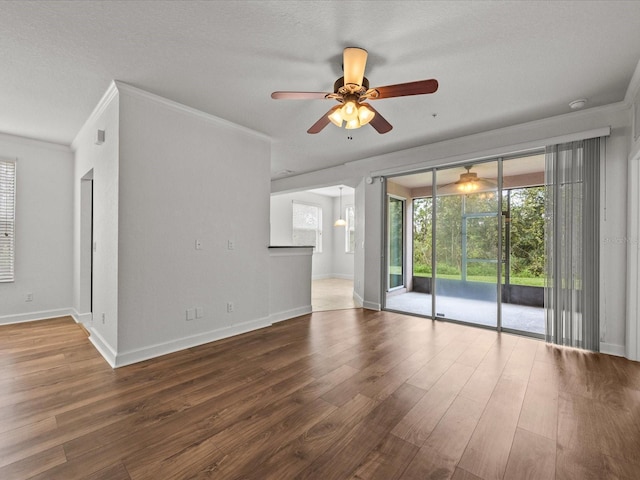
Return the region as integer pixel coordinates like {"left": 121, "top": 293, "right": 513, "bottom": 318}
{"left": 334, "top": 76, "right": 370, "bottom": 95}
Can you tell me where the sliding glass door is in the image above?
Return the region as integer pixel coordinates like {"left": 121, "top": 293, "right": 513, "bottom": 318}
{"left": 384, "top": 154, "right": 546, "bottom": 337}
{"left": 434, "top": 162, "right": 500, "bottom": 327}
{"left": 500, "top": 155, "right": 546, "bottom": 335}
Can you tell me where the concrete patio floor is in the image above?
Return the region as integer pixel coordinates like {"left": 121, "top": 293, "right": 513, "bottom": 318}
{"left": 385, "top": 291, "right": 545, "bottom": 335}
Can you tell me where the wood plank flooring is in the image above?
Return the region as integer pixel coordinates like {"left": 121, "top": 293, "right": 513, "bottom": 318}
{"left": 1, "top": 310, "right": 639, "bottom": 479}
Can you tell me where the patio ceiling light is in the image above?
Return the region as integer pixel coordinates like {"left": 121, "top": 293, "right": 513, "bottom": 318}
{"left": 439, "top": 165, "right": 497, "bottom": 195}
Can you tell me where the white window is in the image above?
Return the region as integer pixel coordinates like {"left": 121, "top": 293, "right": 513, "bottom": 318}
{"left": 0, "top": 159, "right": 16, "bottom": 282}
{"left": 292, "top": 201, "right": 322, "bottom": 252}
{"left": 345, "top": 205, "right": 355, "bottom": 253}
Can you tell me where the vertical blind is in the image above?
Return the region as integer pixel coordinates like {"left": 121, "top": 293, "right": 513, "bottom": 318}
{"left": 544, "top": 138, "right": 600, "bottom": 351}
{"left": 0, "top": 159, "right": 16, "bottom": 282}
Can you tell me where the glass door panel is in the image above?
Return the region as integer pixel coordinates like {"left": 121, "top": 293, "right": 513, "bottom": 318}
{"left": 412, "top": 196, "right": 433, "bottom": 313}
{"left": 434, "top": 162, "right": 499, "bottom": 327}
{"left": 388, "top": 196, "right": 404, "bottom": 290}
{"left": 500, "top": 155, "right": 546, "bottom": 335}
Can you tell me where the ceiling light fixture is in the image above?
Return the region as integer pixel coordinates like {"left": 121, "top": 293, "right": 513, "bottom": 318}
{"left": 328, "top": 95, "right": 375, "bottom": 130}
{"left": 272, "top": 47, "right": 439, "bottom": 134}
{"left": 334, "top": 186, "right": 347, "bottom": 227}
{"left": 438, "top": 165, "right": 497, "bottom": 195}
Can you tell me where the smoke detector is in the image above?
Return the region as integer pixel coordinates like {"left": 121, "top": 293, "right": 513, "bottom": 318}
{"left": 569, "top": 99, "right": 587, "bottom": 110}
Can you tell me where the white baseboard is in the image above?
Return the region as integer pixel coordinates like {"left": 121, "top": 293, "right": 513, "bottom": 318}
{"left": 312, "top": 274, "right": 332, "bottom": 280}
{"left": 270, "top": 305, "right": 312, "bottom": 324}
{"left": 363, "top": 300, "right": 381, "bottom": 311}
{"left": 312, "top": 274, "right": 354, "bottom": 281}
{"left": 111, "top": 316, "right": 272, "bottom": 368}
{"left": 353, "top": 291, "right": 364, "bottom": 307}
{"left": 600, "top": 342, "right": 625, "bottom": 357}
{"left": 0, "top": 308, "right": 75, "bottom": 326}
{"left": 87, "top": 327, "right": 118, "bottom": 367}
{"left": 332, "top": 274, "right": 354, "bottom": 280}
{"left": 71, "top": 309, "right": 93, "bottom": 325}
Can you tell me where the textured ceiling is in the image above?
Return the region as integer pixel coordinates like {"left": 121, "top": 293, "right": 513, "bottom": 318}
{"left": 1, "top": 1, "right": 640, "bottom": 178}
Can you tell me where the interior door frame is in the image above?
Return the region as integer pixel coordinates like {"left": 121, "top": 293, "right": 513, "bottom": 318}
{"left": 386, "top": 193, "right": 406, "bottom": 292}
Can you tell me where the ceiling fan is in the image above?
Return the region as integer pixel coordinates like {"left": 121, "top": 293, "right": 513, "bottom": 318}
{"left": 271, "top": 47, "right": 438, "bottom": 134}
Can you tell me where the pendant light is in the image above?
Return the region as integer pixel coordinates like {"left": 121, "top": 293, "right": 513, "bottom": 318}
{"left": 334, "top": 186, "right": 347, "bottom": 227}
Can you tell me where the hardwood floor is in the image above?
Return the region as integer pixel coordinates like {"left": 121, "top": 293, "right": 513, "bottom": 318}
{"left": 1, "top": 311, "right": 639, "bottom": 479}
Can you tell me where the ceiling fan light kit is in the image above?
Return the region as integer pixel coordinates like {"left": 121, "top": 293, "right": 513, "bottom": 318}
{"left": 439, "top": 166, "right": 497, "bottom": 195}
{"left": 456, "top": 170, "right": 482, "bottom": 193}
{"left": 329, "top": 97, "right": 376, "bottom": 129}
{"left": 271, "top": 47, "right": 438, "bottom": 134}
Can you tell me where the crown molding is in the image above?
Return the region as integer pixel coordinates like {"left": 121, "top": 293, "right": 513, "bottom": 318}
{"left": 349, "top": 101, "right": 628, "bottom": 170}
{"left": 71, "top": 81, "right": 119, "bottom": 151}
{"left": 113, "top": 81, "right": 270, "bottom": 142}
{"left": 624, "top": 58, "right": 640, "bottom": 105}
{"left": 0, "top": 131, "right": 71, "bottom": 152}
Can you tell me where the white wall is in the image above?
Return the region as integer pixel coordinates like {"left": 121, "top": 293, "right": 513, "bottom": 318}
{"left": 115, "top": 84, "right": 271, "bottom": 364}
{"left": 353, "top": 179, "right": 365, "bottom": 305}
{"left": 269, "top": 247, "right": 313, "bottom": 323}
{"left": 626, "top": 80, "right": 640, "bottom": 361}
{"left": 272, "top": 102, "right": 632, "bottom": 357}
{"left": 363, "top": 179, "right": 383, "bottom": 310}
{"left": 0, "top": 133, "right": 73, "bottom": 324}
{"left": 599, "top": 118, "right": 630, "bottom": 356}
{"left": 72, "top": 85, "right": 120, "bottom": 356}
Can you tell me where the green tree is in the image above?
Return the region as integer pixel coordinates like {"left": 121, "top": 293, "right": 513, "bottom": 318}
{"left": 412, "top": 186, "right": 545, "bottom": 285}
{"left": 508, "top": 187, "right": 545, "bottom": 278}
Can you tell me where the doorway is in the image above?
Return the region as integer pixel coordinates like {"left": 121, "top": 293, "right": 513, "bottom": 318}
{"left": 270, "top": 185, "right": 358, "bottom": 312}
{"left": 80, "top": 170, "right": 94, "bottom": 323}
{"left": 384, "top": 154, "right": 545, "bottom": 337}
{"left": 387, "top": 195, "right": 405, "bottom": 291}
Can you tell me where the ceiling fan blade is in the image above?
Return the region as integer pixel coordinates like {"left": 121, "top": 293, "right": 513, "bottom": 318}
{"left": 343, "top": 47, "right": 368, "bottom": 86}
{"left": 307, "top": 105, "right": 341, "bottom": 134}
{"left": 271, "top": 91, "right": 331, "bottom": 100}
{"left": 370, "top": 79, "right": 438, "bottom": 99}
{"left": 365, "top": 104, "right": 393, "bottom": 134}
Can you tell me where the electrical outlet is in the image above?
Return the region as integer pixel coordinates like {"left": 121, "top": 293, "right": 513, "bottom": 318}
{"left": 227, "top": 240, "right": 234, "bottom": 250}
{"left": 25, "top": 293, "right": 33, "bottom": 302}
{"left": 195, "top": 307, "right": 203, "bottom": 319}
{"left": 186, "top": 308, "right": 195, "bottom": 321}
{"left": 101, "top": 313, "right": 106, "bottom": 324}
{"left": 226, "top": 302, "right": 234, "bottom": 313}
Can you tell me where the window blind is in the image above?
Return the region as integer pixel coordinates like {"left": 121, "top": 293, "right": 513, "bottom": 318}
{"left": 346, "top": 205, "right": 355, "bottom": 253}
{"left": 0, "top": 159, "right": 16, "bottom": 282}
{"left": 292, "top": 201, "right": 322, "bottom": 252}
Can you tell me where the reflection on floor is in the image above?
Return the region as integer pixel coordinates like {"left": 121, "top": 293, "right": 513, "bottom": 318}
{"left": 385, "top": 291, "right": 545, "bottom": 335}
{"left": 312, "top": 278, "right": 358, "bottom": 312}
